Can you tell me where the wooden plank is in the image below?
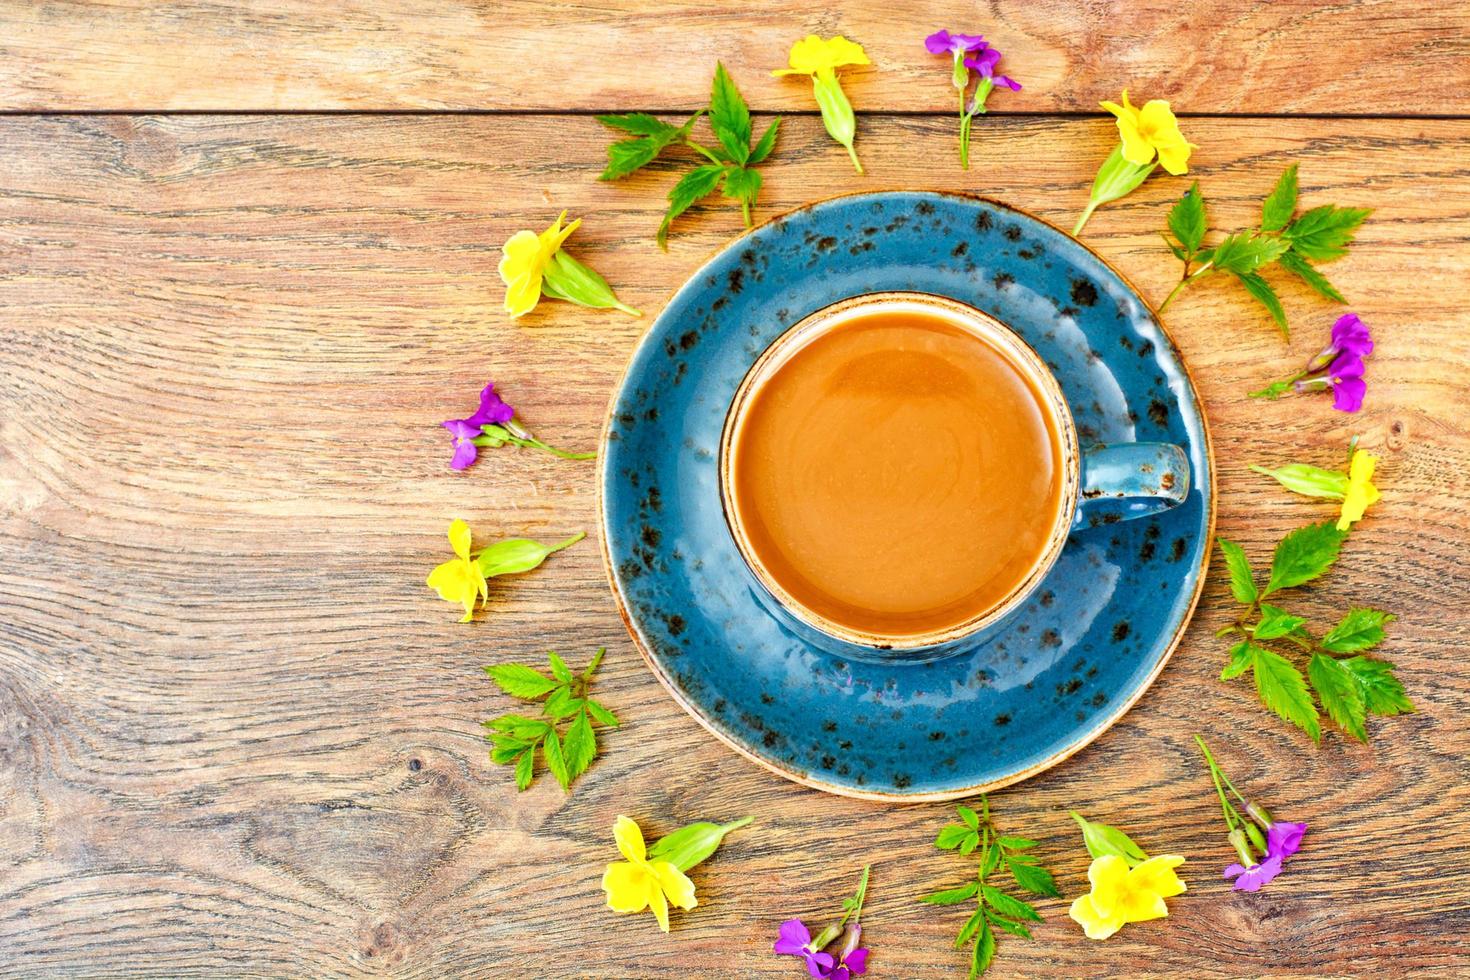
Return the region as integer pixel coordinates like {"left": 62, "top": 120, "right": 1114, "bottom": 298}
{"left": 1, "top": 1, "right": 1468, "bottom": 114}
{"left": 0, "top": 114, "right": 1467, "bottom": 976}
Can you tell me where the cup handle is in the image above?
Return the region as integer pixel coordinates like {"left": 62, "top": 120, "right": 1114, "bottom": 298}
{"left": 1074, "top": 443, "right": 1191, "bottom": 529}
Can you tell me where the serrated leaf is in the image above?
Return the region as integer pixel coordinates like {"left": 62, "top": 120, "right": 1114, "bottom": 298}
{"left": 563, "top": 708, "right": 597, "bottom": 781}
{"left": 1071, "top": 812, "right": 1149, "bottom": 866}
{"left": 1265, "top": 521, "right": 1347, "bottom": 596}
{"left": 1283, "top": 204, "right": 1371, "bottom": 262}
{"left": 547, "top": 652, "right": 573, "bottom": 683}
{"left": 1255, "top": 603, "right": 1307, "bottom": 640}
{"left": 1221, "top": 641, "right": 1256, "bottom": 681}
{"left": 484, "top": 663, "right": 558, "bottom": 700}
{"left": 970, "top": 919, "right": 996, "bottom": 979}
{"left": 489, "top": 735, "right": 531, "bottom": 765}
{"left": 985, "top": 911, "right": 1033, "bottom": 940}
{"left": 1234, "top": 270, "right": 1288, "bottom": 336}
{"left": 957, "top": 805, "right": 980, "bottom": 830}
{"left": 585, "top": 699, "right": 620, "bottom": 727}
{"left": 600, "top": 137, "right": 668, "bottom": 181}
{"left": 1249, "top": 462, "right": 1348, "bottom": 499}
{"left": 959, "top": 832, "right": 981, "bottom": 855}
{"left": 1165, "top": 238, "right": 1189, "bottom": 262}
{"left": 1216, "top": 538, "right": 1258, "bottom": 605}
{"left": 597, "top": 112, "right": 679, "bottom": 137}
{"left": 980, "top": 841, "right": 1002, "bottom": 879}
{"left": 749, "top": 117, "right": 781, "bottom": 164}
{"left": 936, "top": 823, "right": 972, "bottom": 850}
{"left": 1006, "top": 858, "right": 1060, "bottom": 897}
{"left": 721, "top": 165, "right": 762, "bottom": 220}
{"left": 1209, "top": 231, "right": 1290, "bottom": 276}
{"left": 1261, "top": 164, "right": 1299, "bottom": 232}
{"left": 997, "top": 835, "right": 1036, "bottom": 850}
{"left": 1253, "top": 646, "right": 1321, "bottom": 740}
{"left": 709, "top": 62, "right": 752, "bottom": 164}
{"left": 542, "top": 688, "right": 584, "bottom": 719}
{"left": 1341, "top": 657, "right": 1415, "bottom": 716}
{"left": 485, "top": 713, "right": 552, "bottom": 740}
{"left": 1167, "top": 181, "right": 1206, "bottom": 254}
{"left": 920, "top": 880, "right": 980, "bottom": 905}
{"left": 656, "top": 163, "right": 725, "bottom": 248}
{"left": 1278, "top": 250, "right": 1348, "bottom": 303}
{"left": 1321, "top": 608, "right": 1395, "bottom": 653}
{"left": 981, "top": 885, "right": 1041, "bottom": 922}
{"left": 514, "top": 745, "right": 535, "bottom": 790}
{"left": 1309, "top": 652, "right": 1368, "bottom": 741}
{"left": 955, "top": 907, "right": 985, "bottom": 949}
{"left": 542, "top": 730, "right": 570, "bottom": 789}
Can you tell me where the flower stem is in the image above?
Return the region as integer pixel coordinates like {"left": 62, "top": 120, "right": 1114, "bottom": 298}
{"left": 527, "top": 438, "right": 596, "bottom": 461}
{"left": 1158, "top": 261, "right": 1216, "bottom": 313}
{"left": 958, "top": 93, "right": 971, "bottom": 170}
{"left": 840, "top": 864, "right": 871, "bottom": 927}
{"left": 546, "top": 531, "right": 586, "bottom": 554}
{"left": 1072, "top": 200, "right": 1099, "bottom": 237}
{"left": 846, "top": 142, "right": 863, "bottom": 175}
{"left": 1195, "top": 735, "right": 1250, "bottom": 822}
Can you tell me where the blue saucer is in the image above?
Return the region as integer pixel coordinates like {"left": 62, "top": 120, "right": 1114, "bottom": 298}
{"left": 599, "top": 192, "right": 1214, "bottom": 800}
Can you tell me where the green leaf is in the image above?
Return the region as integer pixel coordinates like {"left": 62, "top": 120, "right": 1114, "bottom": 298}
{"left": 1167, "top": 181, "right": 1207, "bottom": 254}
{"left": 596, "top": 112, "right": 679, "bottom": 137}
{"left": 1283, "top": 204, "right": 1371, "bottom": 262}
{"left": 1221, "top": 641, "right": 1256, "bottom": 681}
{"left": 1253, "top": 647, "right": 1321, "bottom": 740}
{"left": 1248, "top": 378, "right": 1296, "bottom": 400}
{"left": 1006, "top": 858, "right": 1060, "bottom": 897}
{"left": 585, "top": 699, "right": 620, "bottom": 727}
{"left": 956, "top": 805, "right": 981, "bottom": 830}
{"left": 488, "top": 736, "right": 531, "bottom": 764}
{"left": 562, "top": 708, "right": 597, "bottom": 780}
{"left": 477, "top": 533, "right": 584, "bottom": 578}
{"left": 1341, "top": 657, "right": 1415, "bottom": 716}
{"left": 1255, "top": 603, "right": 1308, "bottom": 640}
{"left": 985, "top": 910, "right": 1034, "bottom": 940}
{"left": 1249, "top": 463, "right": 1349, "bottom": 499}
{"left": 1234, "top": 271, "right": 1288, "bottom": 336}
{"left": 646, "top": 816, "right": 753, "bottom": 872}
{"left": 1321, "top": 608, "right": 1395, "bottom": 653}
{"left": 542, "top": 729, "right": 570, "bottom": 789}
{"left": 1309, "top": 652, "right": 1368, "bottom": 742}
{"left": 936, "top": 823, "right": 972, "bottom": 850}
{"left": 596, "top": 111, "right": 699, "bottom": 180}
{"left": 748, "top": 117, "right": 781, "bottom": 164}
{"left": 656, "top": 163, "right": 725, "bottom": 248}
{"left": 959, "top": 832, "right": 981, "bottom": 856}
{"left": 708, "top": 62, "right": 752, "bottom": 164}
{"left": 483, "top": 713, "right": 550, "bottom": 740}
{"left": 721, "top": 165, "right": 762, "bottom": 222}
{"left": 484, "top": 663, "right": 558, "bottom": 700}
{"left": 1216, "top": 538, "right": 1258, "bottom": 605}
{"left": 979, "top": 841, "right": 1002, "bottom": 880}
{"left": 1070, "top": 812, "right": 1148, "bottom": 866}
{"left": 1278, "top": 250, "right": 1348, "bottom": 303}
{"left": 920, "top": 880, "right": 979, "bottom": 905}
{"left": 547, "top": 651, "right": 573, "bottom": 683}
{"left": 981, "top": 885, "right": 1040, "bottom": 922}
{"left": 1264, "top": 521, "right": 1347, "bottom": 597}
{"left": 997, "top": 835, "right": 1036, "bottom": 850}
{"left": 514, "top": 745, "right": 535, "bottom": 790}
{"left": 600, "top": 137, "right": 668, "bottom": 181}
{"left": 970, "top": 920, "right": 996, "bottom": 979}
{"left": 1260, "top": 164, "right": 1299, "bottom": 232}
{"left": 955, "top": 907, "right": 985, "bottom": 949}
{"left": 1208, "top": 230, "right": 1290, "bottom": 276}
{"left": 542, "top": 688, "right": 584, "bottom": 719}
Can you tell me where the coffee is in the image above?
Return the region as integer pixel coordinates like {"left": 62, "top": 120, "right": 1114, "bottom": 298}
{"left": 725, "top": 301, "right": 1065, "bottom": 640}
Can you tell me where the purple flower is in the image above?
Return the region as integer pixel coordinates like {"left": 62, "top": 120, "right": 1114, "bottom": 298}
{"left": 1224, "top": 853, "right": 1284, "bottom": 892}
{"left": 925, "top": 30, "right": 987, "bottom": 56}
{"left": 1267, "top": 821, "right": 1308, "bottom": 860}
{"left": 829, "top": 924, "right": 869, "bottom": 980}
{"left": 442, "top": 382, "right": 516, "bottom": 470}
{"left": 774, "top": 919, "right": 835, "bottom": 979}
{"left": 963, "top": 46, "right": 1021, "bottom": 91}
{"left": 1327, "top": 353, "right": 1367, "bottom": 413}
{"left": 1307, "top": 312, "right": 1374, "bottom": 373}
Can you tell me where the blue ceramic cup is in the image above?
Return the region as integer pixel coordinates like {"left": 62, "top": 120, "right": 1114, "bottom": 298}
{"left": 719, "top": 292, "right": 1190, "bottom": 663}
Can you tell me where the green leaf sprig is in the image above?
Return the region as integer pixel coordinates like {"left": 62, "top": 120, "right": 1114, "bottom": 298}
{"left": 1215, "top": 526, "right": 1412, "bottom": 742}
{"left": 484, "top": 647, "right": 619, "bottom": 791}
{"left": 1159, "top": 165, "right": 1370, "bottom": 336}
{"left": 919, "top": 797, "right": 1060, "bottom": 979}
{"left": 598, "top": 63, "right": 780, "bottom": 248}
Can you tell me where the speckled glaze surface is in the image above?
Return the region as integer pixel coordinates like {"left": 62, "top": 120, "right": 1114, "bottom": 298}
{"left": 600, "top": 191, "right": 1215, "bottom": 801}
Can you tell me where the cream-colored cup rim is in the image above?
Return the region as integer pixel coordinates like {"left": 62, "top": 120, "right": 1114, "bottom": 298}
{"left": 718, "top": 291, "right": 1082, "bottom": 650}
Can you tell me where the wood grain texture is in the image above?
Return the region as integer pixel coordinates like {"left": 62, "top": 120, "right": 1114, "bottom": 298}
{"left": 1, "top": 113, "right": 1469, "bottom": 977}
{"left": 1, "top": 0, "right": 1469, "bottom": 113}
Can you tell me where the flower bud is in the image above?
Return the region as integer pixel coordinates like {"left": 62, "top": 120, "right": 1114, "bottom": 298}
{"left": 1228, "top": 827, "right": 1258, "bottom": 867}
{"left": 839, "top": 923, "right": 863, "bottom": 958}
{"left": 1305, "top": 344, "right": 1340, "bottom": 374}
{"left": 1245, "top": 801, "right": 1275, "bottom": 829}
{"left": 1245, "top": 822, "right": 1268, "bottom": 854}
{"left": 809, "top": 921, "right": 843, "bottom": 951}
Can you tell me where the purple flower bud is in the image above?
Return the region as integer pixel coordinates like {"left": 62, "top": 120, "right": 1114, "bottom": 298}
{"left": 1244, "top": 821, "right": 1268, "bottom": 855}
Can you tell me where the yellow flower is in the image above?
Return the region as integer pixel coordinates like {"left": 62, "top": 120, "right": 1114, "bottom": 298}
{"left": 1068, "top": 854, "right": 1187, "bottom": 940}
{"left": 772, "top": 35, "right": 870, "bottom": 80}
{"left": 1337, "top": 449, "right": 1381, "bottom": 531}
{"left": 426, "top": 518, "right": 488, "bottom": 622}
{"left": 498, "top": 210, "right": 582, "bottom": 318}
{"left": 601, "top": 815, "right": 697, "bottom": 932}
{"left": 1099, "top": 90, "right": 1196, "bottom": 176}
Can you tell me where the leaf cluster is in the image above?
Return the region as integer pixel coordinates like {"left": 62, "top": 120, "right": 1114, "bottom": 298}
{"left": 483, "top": 648, "right": 618, "bottom": 791}
{"left": 1163, "top": 165, "right": 1370, "bottom": 336}
{"left": 598, "top": 63, "right": 779, "bottom": 248}
{"left": 1216, "top": 525, "right": 1412, "bottom": 742}
{"left": 919, "top": 797, "right": 1060, "bottom": 979}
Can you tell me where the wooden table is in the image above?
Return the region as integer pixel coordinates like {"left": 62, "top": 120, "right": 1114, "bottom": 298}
{"left": 2, "top": 3, "right": 1468, "bottom": 976}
